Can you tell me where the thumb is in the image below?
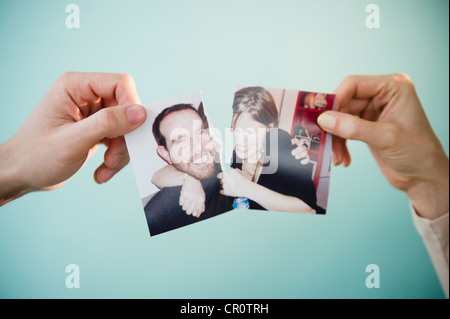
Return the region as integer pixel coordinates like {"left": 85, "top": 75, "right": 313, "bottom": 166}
{"left": 72, "top": 104, "right": 147, "bottom": 150}
{"left": 317, "top": 111, "right": 398, "bottom": 150}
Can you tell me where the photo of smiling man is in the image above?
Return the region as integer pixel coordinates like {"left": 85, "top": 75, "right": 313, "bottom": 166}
{"left": 143, "top": 99, "right": 233, "bottom": 236}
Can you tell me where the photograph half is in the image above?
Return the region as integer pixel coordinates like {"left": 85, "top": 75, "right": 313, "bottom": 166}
{"left": 226, "top": 85, "right": 335, "bottom": 214}
{"left": 125, "top": 91, "right": 233, "bottom": 236}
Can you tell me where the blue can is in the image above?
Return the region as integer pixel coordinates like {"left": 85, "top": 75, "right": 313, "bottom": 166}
{"left": 233, "top": 197, "right": 250, "bottom": 209}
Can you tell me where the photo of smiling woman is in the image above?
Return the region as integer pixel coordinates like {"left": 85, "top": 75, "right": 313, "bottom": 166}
{"left": 152, "top": 86, "right": 331, "bottom": 217}
{"left": 218, "top": 86, "right": 325, "bottom": 214}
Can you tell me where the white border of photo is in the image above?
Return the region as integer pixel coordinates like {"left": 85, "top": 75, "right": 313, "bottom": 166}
{"left": 125, "top": 91, "right": 203, "bottom": 204}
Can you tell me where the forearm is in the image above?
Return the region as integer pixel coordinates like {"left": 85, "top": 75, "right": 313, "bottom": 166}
{"left": 0, "top": 139, "right": 30, "bottom": 206}
{"left": 151, "top": 165, "right": 187, "bottom": 188}
{"left": 245, "top": 182, "right": 315, "bottom": 213}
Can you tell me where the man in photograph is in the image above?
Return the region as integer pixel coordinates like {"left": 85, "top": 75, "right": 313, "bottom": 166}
{"left": 144, "top": 103, "right": 233, "bottom": 236}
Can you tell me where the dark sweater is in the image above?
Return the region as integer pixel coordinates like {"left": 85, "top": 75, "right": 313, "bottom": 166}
{"left": 232, "top": 128, "right": 325, "bottom": 214}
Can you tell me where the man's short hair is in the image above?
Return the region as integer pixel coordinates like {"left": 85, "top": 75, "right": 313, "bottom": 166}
{"left": 152, "top": 102, "right": 209, "bottom": 149}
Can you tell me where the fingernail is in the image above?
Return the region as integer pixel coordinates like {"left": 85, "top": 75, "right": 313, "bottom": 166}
{"left": 318, "top": 113, "right": 336, "bottom": 131}
{"left": 126, "top": 105, "right": 146, "bottom": 125}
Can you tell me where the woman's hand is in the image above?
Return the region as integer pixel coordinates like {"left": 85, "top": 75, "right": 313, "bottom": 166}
{"left": 179, "top": 174, "right": 206, "bottom": 218}
{"left": 217, "top": 168, "right": 252, "bottom": 198}
{"left": 218, "top": 168, "right": 315, "bottom": 213}
{"left": 318, "top": 74, "right": 449, "bottom": 220}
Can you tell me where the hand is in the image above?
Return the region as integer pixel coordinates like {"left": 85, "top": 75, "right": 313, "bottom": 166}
{"left": 317, "top": 74, "right": 449, "bottom": 220}
{"left": 217, "top": 168, "right": 252, "bottom": 198}
{"left": 291, "top": 137, "right": 311, "bottom": 164}
{"left": 0, "top": 72, "right": 147, "bottom": 205}
{"left": 179, "top": 174, "right": 205, "bottom": 218}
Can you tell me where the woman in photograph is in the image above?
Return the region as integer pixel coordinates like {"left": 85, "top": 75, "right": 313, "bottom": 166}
{"left": 152, "top": 87, "right": 325, "bottom": 215}
{"left": 219, "top": 86, "right": 323, "bottom": 214}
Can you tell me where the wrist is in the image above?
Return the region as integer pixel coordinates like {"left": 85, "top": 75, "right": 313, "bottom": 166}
{"left": 182, "top": 173, "right": 201, "bottom": 190}
{"left": 242, "top": 180, "right": 259, "bottom": 201}
{"left": 406, "top": 151, "right": 449, "bottom": 220}
{"left": 0, "top": 138, "right": 32, "bottom": 205}
{"left": 182, "top": 173, "right": 192, "bottom": 185}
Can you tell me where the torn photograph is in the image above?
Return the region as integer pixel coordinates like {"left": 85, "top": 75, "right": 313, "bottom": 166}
{"left": 125, "top": 91, "right": 233, "bottom": 236}
{"left": 218, "top": 86, "right": 335, "bottom": 214}
{"left": 126, "top": 87, "right": 334, "bottom": 237}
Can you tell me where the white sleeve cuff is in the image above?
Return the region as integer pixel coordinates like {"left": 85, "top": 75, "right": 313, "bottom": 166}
{"left": 411, "top": 203, "right": 449, "bottom": 298}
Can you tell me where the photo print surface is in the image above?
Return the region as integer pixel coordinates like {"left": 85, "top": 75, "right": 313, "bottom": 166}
{"left": 126, "top": 87, "right": 335, "bottom": 237}
{"left": 125, "top": 91, "right": 233, "bottom": 236}
{"left": 222, "top": 85, "right": 335, "bottom": 214}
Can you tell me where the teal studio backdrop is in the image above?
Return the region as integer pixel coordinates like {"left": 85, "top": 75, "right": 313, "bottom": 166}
{"left": 0, "top": 0, "right": 448, "bottom": 298}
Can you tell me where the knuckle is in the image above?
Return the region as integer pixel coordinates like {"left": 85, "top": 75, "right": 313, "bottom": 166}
{"left": 343, "top": 74, "right": 358, "bottom": 84}
{"left": 391, "top": 73, "right": 414, "bottom": 89}
{"left": 344, "top": 115, "right": 360, "bottom": 138}
{"left": 59, "top": 71, "right": 76, "bottom": 82}
{"left": 118, "top": 73, "right": 136, "bottom": 87}
{"left": 54, "top": 71, "right": 77, "bottom": 90}
{"left": 96, "top": 109, "right": 116, "bottom": 136}
{"left": 392, "top": 72, "right": 411, "bottom": 83}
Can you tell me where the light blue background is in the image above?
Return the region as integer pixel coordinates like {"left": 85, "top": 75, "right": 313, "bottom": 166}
{"left": 0, "top": 0, "right": 448, "bottom": 298}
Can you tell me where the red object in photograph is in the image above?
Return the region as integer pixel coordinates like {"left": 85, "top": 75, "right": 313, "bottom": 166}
{"left": 291, "top": 91, "right": 335, "bottom": 188}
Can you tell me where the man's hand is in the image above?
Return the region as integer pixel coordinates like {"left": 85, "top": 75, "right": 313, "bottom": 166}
{"left": 0, "top": 72, "right": 147, "bottom": 205}
{"left": 317, "top": 74, "right": 449, "bottom": 220}
{"left": 291, "top": 137, "right": 311, "bottom": 164}
{"left": 179, "top": 174, "right": 206, "bottom": 218}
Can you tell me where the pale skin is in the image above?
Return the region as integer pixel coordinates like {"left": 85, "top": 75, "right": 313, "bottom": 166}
{"left": 154, "top": 155, "right": 316, "bottom": 214}
{"left": 1, "top": 73, "right": 447, "bottom": 222}
{"left": 218, "top": 112, "right": 316, "bottom": 213}
{"left": 152, "top": 117, "right": 314, "bottom": 214}
{"left": 317, "top": 73, "right": 449, "bottom": 221}
{"left": 217, "top": 169, "right": 316, "bottom": 213}
{"left": 156, "top": 74, "right": 449, "bottom": 219}
{"left": 152, "top": 109, "right": 215, "bottom": 218}
{"left": 0, "top": 71, "right": 446, "bottom": 297}
{"left": 0, "top": 72, "right": 147, "bottom": 206}
{"left": 291, "top": 137, "right": 310, "bottom": 164}
{"left": 152, "top": 163, "right": 206, "bottom": 218}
